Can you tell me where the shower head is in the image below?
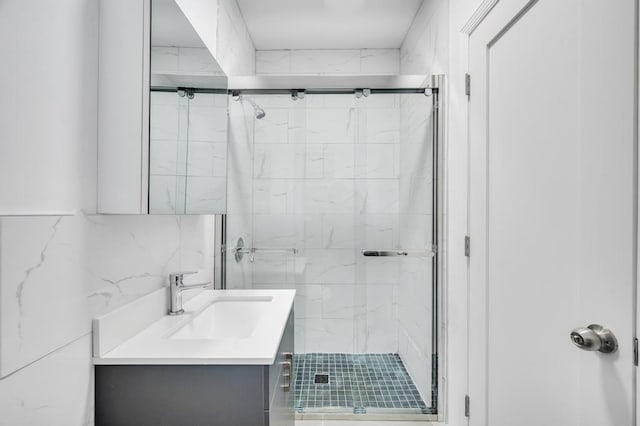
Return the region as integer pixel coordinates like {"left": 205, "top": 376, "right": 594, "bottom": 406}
{"left": 237, "top": 96, "right": 266, "bottom": 120}
{"left": 249, "top": 100, "right": 266, "bottom": 119}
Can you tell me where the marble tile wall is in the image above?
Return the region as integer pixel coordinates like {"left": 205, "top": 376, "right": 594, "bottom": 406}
{"left": 255, "top": 49, "right": 400, "bottom": 75}
{"left": 0, "top": 213, "right": 214, "bottom": 422}
{"left": 215, "top": 0, "right": 256, "bottom": 75}
{"left": 400, "top": 0, "right": 450, "bottom": 75}
{"left": 226, "top": 93, "right": 433, "bottom": 358}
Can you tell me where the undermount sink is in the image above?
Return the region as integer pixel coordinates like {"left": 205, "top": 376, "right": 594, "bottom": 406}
{"left": 169, "top": 296, "right": 274, "bottom": 340}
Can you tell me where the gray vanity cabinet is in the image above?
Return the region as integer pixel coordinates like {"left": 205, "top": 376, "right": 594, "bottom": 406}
{"left": 95, "top": 312, "right": 294, "bottom": 426}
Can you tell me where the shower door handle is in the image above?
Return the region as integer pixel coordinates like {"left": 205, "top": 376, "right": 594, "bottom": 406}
{"left": 362, "top": 250, "right": 408, "bottom": 257}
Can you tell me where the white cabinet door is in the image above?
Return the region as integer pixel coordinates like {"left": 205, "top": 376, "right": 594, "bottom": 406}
{"left": 468, "top": 1, "right": 636, "bottom": 425}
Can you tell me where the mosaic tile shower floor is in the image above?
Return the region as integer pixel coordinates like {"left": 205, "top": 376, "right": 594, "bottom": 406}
{"left": 294, "top": 353, "right": 429, "bottom": 414}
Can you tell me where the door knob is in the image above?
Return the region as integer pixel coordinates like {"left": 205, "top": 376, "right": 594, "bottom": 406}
{"left": 570, "top": 324, "right": 617, "bottom": 353}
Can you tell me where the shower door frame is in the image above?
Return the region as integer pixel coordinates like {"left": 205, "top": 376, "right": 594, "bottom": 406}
{"left": 215, "top": 75, "right": 446, "bottom": 420}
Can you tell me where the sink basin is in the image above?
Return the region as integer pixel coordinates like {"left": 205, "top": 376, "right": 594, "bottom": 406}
{"left": 93, "top": 289, "right": 295, "bottom": 365}
{"left": 169, "top": 296, "right": 274, "bottom": 340}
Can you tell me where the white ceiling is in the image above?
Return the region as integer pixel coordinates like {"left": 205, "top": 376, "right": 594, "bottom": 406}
{"left": 152, "top": 0, "right": 206, "bottom": 48}
{"left": 236, "top": 0, "right": 425, "bottom": 50}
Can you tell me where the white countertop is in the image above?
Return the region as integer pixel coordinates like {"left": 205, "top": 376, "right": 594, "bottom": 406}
{"left": 93, "top": 289, "right": 295, "bottom": 366}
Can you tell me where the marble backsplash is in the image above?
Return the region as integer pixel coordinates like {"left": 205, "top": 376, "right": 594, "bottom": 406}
{"left": 0, "top": 213, "right": 214, "bottom": 378}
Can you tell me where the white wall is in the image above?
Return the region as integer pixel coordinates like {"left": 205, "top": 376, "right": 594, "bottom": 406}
{"left": 255, "top": 49, "right": 400, "bottom": 75}
{"left": 0, "top": 1, "right": 215, "bottom": 424}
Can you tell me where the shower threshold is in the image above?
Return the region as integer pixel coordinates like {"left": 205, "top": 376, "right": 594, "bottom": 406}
{"left": 294, "top": 353, "right": 434, "bottom": 419}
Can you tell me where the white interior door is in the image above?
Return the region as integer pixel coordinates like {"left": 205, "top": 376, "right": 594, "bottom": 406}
{"left": 468, "top": 1, "right": 637, "bottom": 425}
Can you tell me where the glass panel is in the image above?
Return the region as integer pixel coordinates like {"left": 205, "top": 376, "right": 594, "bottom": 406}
{"left": 148, "top": 0, "right": 228, "bottom": 214}
{"left": 225, "top": 92, "right": 436, "bottom": 419}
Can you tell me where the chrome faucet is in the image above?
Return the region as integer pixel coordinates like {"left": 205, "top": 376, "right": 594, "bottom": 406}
{"left": 169, "top": 272, "right": 212, "bottom": 315}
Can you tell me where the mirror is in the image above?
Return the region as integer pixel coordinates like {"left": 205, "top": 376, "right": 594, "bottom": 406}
{"left": 148, "top": 0, "right": 228, "bottom": 214}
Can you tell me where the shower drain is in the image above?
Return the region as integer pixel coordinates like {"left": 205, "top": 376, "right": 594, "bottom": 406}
{"left": 314, "top": 373, "right": 329, "bottom": 384}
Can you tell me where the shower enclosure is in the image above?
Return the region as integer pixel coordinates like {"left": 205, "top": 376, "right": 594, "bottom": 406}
{"left": 220, "top": 78, "right": 443, "bottom": 420}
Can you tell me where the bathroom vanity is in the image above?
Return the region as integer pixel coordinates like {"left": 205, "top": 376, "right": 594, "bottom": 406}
{"left": 93, "top": 289, "right": 295, "bottom": 426}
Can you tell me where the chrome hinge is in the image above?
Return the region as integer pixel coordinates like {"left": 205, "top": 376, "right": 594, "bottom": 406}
{"left": 465, "top": 73, "right": 471, "bottom": 97}
{"left": 464, "top": 236, "right": 471, "bottom": 257}
{"left": 465, "top": 395, "right": 470, "bottom": 417}
{"left": 634, "top": 338, "right": 638, "bottom": 366}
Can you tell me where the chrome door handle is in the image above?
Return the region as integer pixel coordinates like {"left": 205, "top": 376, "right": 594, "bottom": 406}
{"left": 362, "top": 250, "right": 408, "bottom": 257}
{"left": 570, "top": 324, "right": 617, "bottom": 353}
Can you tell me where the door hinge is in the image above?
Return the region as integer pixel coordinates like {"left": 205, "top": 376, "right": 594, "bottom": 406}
{"left": 634, "top": 338, "right": 638, "bottom": 366}
{"left": 465, "top": 395, "right": 470, "bottom": 417}
{"left": 464, "top": 236, "right": 471, "bottom": 257}
{"left": 465, "top": 73, "right": 471, "bottom": 97}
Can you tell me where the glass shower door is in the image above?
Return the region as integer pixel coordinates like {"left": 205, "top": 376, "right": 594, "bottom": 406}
{"left": 224, "top": 90, "right": 439, "bottom": 419}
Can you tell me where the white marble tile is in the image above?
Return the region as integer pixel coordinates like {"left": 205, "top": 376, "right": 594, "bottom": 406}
{"left": 151, "top": 46, "right": 179, "bottom": 74}
{"left": 321, "top": 284, "right": 356, "bottom": 319}
{"left": 399, "top": 175, "right": 433, "bottom": 215}
{"left": 399, "top": 214, "right": 432, "bottom": 250}
{"left": 227, "top": 102, "right": 255, "bottom": 215}
{"left": 359, "top": 49, "right": 400, "bottom": 74}
{"left": 254, "top": 109, "right": 289, "bottom": 144}
{"left": 400, "top": 141, "right": 433, "bottom": 180}
{"left": 294, "top": 284, "right": 323, "bottom": 320}
{"left": 357, "top": 256, "right": 401, "bottom": 286}
{"left": 294, "top": 318, "right": 306, "bottom": 353}
{"left": 323, "top": 144, "right": 355, "bottom": 178}
{"left": 254, "top": 144, "right": 305, "bottom": 178}
{"left": 363, "top": 284, "right": 398, "bottom": 353}
{"left": 322, "top": 214, "right": 355, "bottom": 249}
{"left": 296, "top": 249, "right": 355, "bottom": 284}
{"left": 185, "top": 176, "right": 226, "bottom": 214}
{"left": 0, "top": 216, "right": 90, "bottom": 377}
{"left": 255, "top": 50, "right": 292, "bottom": 74}
{"left": 398, "top": 329, "right": 432, "bottom": 403}
{"left": 215, "top": 0, "right": 256, "bottom": 75}
{"left": 303, "top": 180, "right": 355, "bottom": 214}
{"left": 252, "top": 256, "right": 296, "bottom": 286}
{"left": 304, "top": 318, "right": 354, "bottom": 353}
{"left": 253, "top": 179, "right": 300, "bottom": 215}
{"left": 322, "top": 94, "right": 359, "bottom": 109}
{"left": 0, "top": 334, "right": 93, "bottom": 426}
{"left": 187, "top": 105, "right": 228, "bottom": 143}
{"left": 355, "top": 180, "right": 399, "bottom": 214}
{"left": 305, "top": 144, "right": 324, "bottom": 178}
{"left": 149, "top": 175, "right": 178, "bottom": 214}
{"left": 150, "top": 103, "right": 180, "bottom": 141}
{"left": 0, "top": 213, "right": 214, "bottom": 378}
{"left": 356, "top": 214, "right": 399, "bottom": 249}
{"left": 400, "top": 0, "right": 448, "bottom": 76}
{"left": 307, "top": 109, "right": 356, "bottom": 144}
{"left": 303, "top": 214, "right": 323, "bottom": 249}
{"left": 362, "top": 108, "right": 401, "bottom": 144}
{"left": 150, "top": 140, "right": 179, "bottom": 176}
{"left": 355, "top": 144, "right": 398, "bottom": 178}
{"left": 186, "top": 142, "right": 227, "bottom": 177}
{"left": 290, "top": 50, "right": 360, "bottom": 74}
{"left": 253, "top": 214, "right": 303, "bottom": 249}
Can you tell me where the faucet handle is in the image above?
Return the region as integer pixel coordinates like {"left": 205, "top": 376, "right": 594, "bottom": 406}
{"left": 169, "top": 271, "right": 198, "bottom": 285}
